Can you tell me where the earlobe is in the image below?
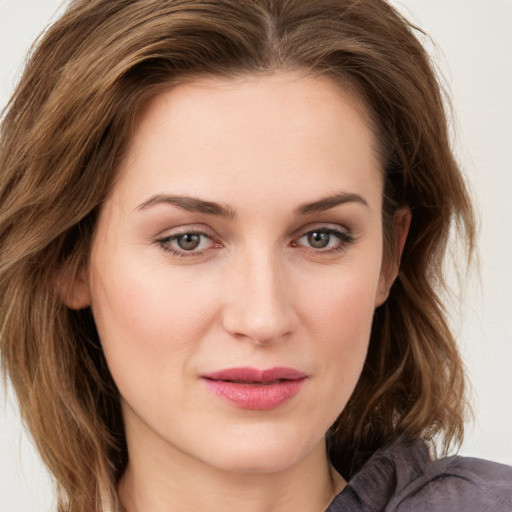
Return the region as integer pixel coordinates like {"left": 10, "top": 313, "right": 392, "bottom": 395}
{"left": 375, "top": 208, "right": 411, "bottom": 307}
{"left": 55, "top": 266, "right": 91, "bottom": 310}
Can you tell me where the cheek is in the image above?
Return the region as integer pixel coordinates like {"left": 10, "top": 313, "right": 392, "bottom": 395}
{"left": 296, "top": 264, "right": 380, "bottom": 406}
{"left": 301, "top": 264, "right": 379, "bottom": 347}
{"left": 88, "top": 256, "right": 220, "bottom": 389}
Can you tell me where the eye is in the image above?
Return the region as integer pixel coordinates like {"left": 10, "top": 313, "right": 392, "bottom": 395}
{"left": 175, "top": 233, "right": 203, "bottom": 251}
{"left": 305, "top": 231, "right": 331, "bottom": 249}
{"left": 156, "top": 231, "right": 218, "bottom": 256}
{"left": 296, "top": 227, "right": 353, "bottom": 252}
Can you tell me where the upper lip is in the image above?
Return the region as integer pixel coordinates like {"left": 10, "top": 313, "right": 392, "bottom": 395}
{"left": 201, "top": 366, "right": 307, "bottom": 383}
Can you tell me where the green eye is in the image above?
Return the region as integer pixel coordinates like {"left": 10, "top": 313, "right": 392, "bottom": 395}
{"left": 297, "top": 227, "right": 353, "bottom": 252}
{"left": 176, "top": 233, "right": 202, "bottom": 251}
{"left": 307, "top": 231, "right": 331, "bottom": 249}
{"left": 157, "top": 231, "right": 215, "bottom": 256}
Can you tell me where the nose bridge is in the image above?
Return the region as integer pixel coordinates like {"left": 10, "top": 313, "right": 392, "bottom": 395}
{"left": 222, "top": 244, "right": 295, "bottom": 344}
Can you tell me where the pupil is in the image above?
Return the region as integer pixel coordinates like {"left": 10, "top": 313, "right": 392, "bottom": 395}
{"left": 178, "top": 234, "right": 201, "bottom": 250}
{"left": 308, "top": 231, "right": 330, "bottom": 248}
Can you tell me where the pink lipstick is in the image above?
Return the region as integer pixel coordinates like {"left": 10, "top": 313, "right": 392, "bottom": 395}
{"left": 201, "top": 367, "right": 307, "bottom": 410}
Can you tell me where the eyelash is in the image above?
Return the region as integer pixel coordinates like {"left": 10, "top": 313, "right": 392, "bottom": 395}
{"left": 294, "top": 227, "right": 354, "bottom": 252}
{"left": 155, "top": 230, "right": 219, "bottom": 258}
{"left": 154, "top": 226, "right": 354, "bottom": 258}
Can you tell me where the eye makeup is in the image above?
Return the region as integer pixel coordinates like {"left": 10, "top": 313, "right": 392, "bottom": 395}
{"left": 153, "top": 223, "right": 355, "bottom": 260}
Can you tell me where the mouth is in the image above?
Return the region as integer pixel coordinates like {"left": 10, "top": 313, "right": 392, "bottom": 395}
{"left": 202, "top": 366, "right": 307, "bottom": 382}
{"left": 209, "top": 379, "right": 290, "bottom": 385}
{"left": 200, "top": 367, "right": 308, "bottom": 410}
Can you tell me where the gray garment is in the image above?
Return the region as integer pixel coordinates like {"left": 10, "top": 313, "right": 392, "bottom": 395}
{"left": 327, "top": 440, "right": 512, "bottom": 511}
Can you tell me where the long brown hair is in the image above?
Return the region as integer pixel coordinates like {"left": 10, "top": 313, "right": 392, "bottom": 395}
{"left": 0, "top": 0, "right": 475, "bottom": 510}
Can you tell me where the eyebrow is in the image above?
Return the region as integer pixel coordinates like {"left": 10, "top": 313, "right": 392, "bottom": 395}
{"left": 136, "top": 191, "right": 368, "bottom": 217}
{"left": 296, "top": 192, "right": 368, "bottom": 215}
{"left": 136, "top": 194, "right": 236, "bottom": 218}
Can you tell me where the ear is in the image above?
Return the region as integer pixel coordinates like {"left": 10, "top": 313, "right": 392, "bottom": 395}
{"left": 375, "top": 208, "right": 411, "bottom": 307}
{"left": 55, "top": 265, "right": 91, "bottom": 310}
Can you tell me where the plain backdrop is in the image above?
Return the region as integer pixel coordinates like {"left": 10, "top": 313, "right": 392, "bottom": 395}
{"left": 0, "top": 0, "right": 511, "bottom": 510}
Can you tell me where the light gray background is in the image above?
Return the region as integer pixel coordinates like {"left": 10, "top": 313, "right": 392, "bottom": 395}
{"left": 1, "top": 0, "right": 511, "bottom": 510}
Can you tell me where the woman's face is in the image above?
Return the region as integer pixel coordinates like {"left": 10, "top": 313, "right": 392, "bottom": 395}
{"left": 77, "top": 72, "right": 394, "bottom": 474}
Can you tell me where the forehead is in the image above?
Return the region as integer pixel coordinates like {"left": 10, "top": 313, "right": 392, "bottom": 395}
{"left": 112, "top": 71, "right": 383, "bottom": 211}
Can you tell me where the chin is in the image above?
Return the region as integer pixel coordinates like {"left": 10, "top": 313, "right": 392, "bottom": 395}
{"left": 200, "top": 427, "right": 321, "bottom": 474}
{"left": 216, "top": 449, "right": 303, "bottom": 474}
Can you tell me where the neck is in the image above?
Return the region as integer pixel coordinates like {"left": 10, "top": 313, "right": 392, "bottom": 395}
{"left": 118, "top": 428, "right": 345, "bottom": 512}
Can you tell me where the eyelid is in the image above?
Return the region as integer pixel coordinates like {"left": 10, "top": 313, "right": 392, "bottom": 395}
{"left": 153, "top": 223, "right": 216, "bottom": 239}
{"left": 292, "top": 223, "right": 354, "bottom": 251}
{"left": 153, "top": 225, "right": 222, "bottom": 257}
{"left": 294, "top": 222, "right": 353, "bottom": 238}
{"left": 153, "top": 222, "right": 354, "bottom": 258}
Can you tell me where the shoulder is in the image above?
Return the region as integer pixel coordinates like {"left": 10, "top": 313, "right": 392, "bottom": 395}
{"left": 391, "top": 448, "right": 512, "bottom": 511}
{"left": 328, "top": 441, "right": 512, "bottom": 512}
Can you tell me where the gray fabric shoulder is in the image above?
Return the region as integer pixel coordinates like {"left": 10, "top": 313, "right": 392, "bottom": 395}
{"left": 389, "top": 448, "right": 512, "bottom": 511}
{"left": 327, "top": 441, "right": 512, "bottom": 512}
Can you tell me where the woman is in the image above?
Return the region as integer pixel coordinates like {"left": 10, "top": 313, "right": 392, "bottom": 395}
{"left": 0, "top": 0, "right": 510, "bottom": 511}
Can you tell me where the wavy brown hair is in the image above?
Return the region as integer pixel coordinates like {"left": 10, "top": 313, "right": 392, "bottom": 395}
{"left": 0, "top": 0, "right": 475, "bottom": 510}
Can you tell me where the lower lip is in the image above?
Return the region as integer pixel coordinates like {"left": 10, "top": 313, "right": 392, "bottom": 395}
{"left": 202, "top": 378, "right": 306, "bottom": 410}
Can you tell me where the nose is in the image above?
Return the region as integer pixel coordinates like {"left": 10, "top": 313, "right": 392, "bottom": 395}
{"left": 221, "top": 250, "right": 297, "bottom": 345}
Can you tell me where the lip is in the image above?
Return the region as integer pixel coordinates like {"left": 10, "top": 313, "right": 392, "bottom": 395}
{"left": 201, "top": 366, "right": 308, "bottom": 410}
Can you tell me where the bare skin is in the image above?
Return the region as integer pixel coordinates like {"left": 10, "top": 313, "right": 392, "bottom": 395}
{"left": 65, "top": 71, "right": 408, "bottom": 512}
